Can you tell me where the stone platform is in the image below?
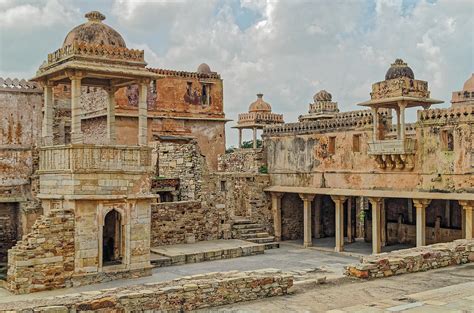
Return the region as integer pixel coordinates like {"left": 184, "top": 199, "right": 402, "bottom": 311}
{"left": 150, "top": 239, "right": 265, "bottom": 267}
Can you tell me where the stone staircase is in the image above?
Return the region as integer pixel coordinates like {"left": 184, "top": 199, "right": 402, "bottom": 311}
{"left": 231, "top": 218, "right": 279, "bottom": 249}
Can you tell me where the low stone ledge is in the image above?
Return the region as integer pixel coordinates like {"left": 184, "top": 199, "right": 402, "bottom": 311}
{"left": 0, "top": 269, "right": 294, "bottom": 312}
{"left": 344, "top": 239, "right": 474, "bottom": 279}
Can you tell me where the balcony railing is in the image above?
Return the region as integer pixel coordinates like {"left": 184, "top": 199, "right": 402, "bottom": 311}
{"left": 368, "top": 139, "right": 416, "bottom": 155}
{"left": 39, "top": 145, "right": 152, "bottom": 173}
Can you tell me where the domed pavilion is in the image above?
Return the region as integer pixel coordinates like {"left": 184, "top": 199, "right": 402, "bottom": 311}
{"left": 299, "top": 89, "right": 339, "bottom": 121}
{"left": 451, "top": 73, "right": 474, "bottom": 107}
{"left": 233, "top": 94, "right": 284, "bottom": 148}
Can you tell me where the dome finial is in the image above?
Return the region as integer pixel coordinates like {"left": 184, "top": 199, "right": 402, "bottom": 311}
{"left": 85, "top": 11, "right": 106, "bottom": 23}
{"left": 385, "top": 58, "right": 414, "bottom": 80}
{"left": 257, "top": 93, "right": 263, "bottom": 98}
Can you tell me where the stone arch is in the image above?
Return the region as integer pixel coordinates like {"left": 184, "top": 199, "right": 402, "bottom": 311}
{"left": 102, "top": 209, "right": 123, "bottom": 266}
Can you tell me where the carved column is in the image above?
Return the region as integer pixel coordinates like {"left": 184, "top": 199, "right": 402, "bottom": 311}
{"left": 413, "top": 199, "right": 431, "bottom": 247}
{"left": 42, "top": 81, "right": 54, "bottom": 146}
{"left": 138, "top": 81, "right": 149, "bottom": 146}
{"left": 371, "top": 107, "right": 379, "bottom": 142}
{"left": 252, "top": 127, "right": 257, "bottom": 149}
{"left": 314, "top": 196, "right": 322, "bottom": 239}
{"left": 331, "top": 195, "right": 347, "bottom": 252}
{"left": 407, "top": 199, "right": 414, "bottom": 224}
{"left": 347, "top": 197, "right": 353, "bottom": 243}
{"left": 106, "top": 86, "right": 117, "bottom": 145}
{"left": 271, "top": 192, "right": 284, "bottom": 242}
{"left": 70, "top": 73, "right": 83, "bottom": 144}
{"left": 369, "top": 197, "right": 382, "bottom": 254}
{"left": 381, "top": 200, "right": 386, "bottom": 247}
{"left": 445, "top": 200, "right": 451, "bottom": 228}
{"left": 395, "top": 107, "right": 401, "bottom": 139}
{"left": 460, "top": 201, "right": 474, "bottom": 239}
{"left": 238, "top": 128, "right": 242, "bottom": 148}
{"left": 399, "top": 101, "right": 407, "bottom": 140}
{"left": 300, "top": 194, "right": 315, "bottom": 248}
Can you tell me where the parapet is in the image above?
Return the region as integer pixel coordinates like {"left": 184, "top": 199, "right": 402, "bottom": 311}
{"left": 0, "top": 78, "right": 42, "bottom": 93}
{"left": 148, "top": 67, "right": 221, "bottom": 80}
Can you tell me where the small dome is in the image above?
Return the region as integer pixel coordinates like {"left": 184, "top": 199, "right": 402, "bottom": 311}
{"left": 385, "top": 59, "right": 414, "bottom": 80}
{"left": 463, "top": 73, "right": 474, "bottom": 91}
{"left": 249, "top": 94, "right": 272, "bottom": 113}
{"left": 63, "top": 11, "right": 126, "bottom": 48}
{"left": 197, "top": 63, "right": 212, "bottom": 74}
{"left": 314, "top": 90, "right": 332, "bottom": 102}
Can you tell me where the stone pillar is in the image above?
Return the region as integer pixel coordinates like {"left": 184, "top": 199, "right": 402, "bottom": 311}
{"left": 407, "top": 199, "right": 414, "bottom": 224}
{"left": 331, "top": 195, "right": 346, "bottom": 252}
{"left": 70, "top": 74, "right": 83, "bottom": 144}
{"left": 314, "top": 196, "right": 322, "bottom": 239}
{"left": 253, "top": 127, "right": 257, "bottom": 149}
{"left": 369, "top": 197, "right": 382, "bottom": 254}
{"left": 271, "top": 192, "right": 284, "bottom": 242}
{"left": 42, "top": 82, "right": 54, "bottom": 146}
{"left": 371, "top": 107, "right": 379, "bottom": 142}
{"left": 138, "top": 81, "right": 148, "bottom": 146}
{"left": 106, "top": 87, "right": 117, "bottom": 145}
{"left": 238, "top": 128, "right": 242, "bottom": 148}
{"left": 381, "top": 200, "right": 386, "bottom": 247}
{"left": 299, "top": 194, "right": 315, "bottom": 248}
{"left": 445, "top": 200, "right": 451, "bottom": 228}
{"left": 356, "top": 197, "right": 366, "bottom": 240}
{"left": 399, "top": 101, "right": 407, "bottom": 140}
{"left": 413, "top": 199, "right": 431, "bottom": 247}
{"left": 347, "top": 197, "right": 353, "bottom": 243}
{"left": 460, "top": 201, "right": 474, "bottom": 239}
{"left": 396, "top": 107, "right": 401, "bottom": 139}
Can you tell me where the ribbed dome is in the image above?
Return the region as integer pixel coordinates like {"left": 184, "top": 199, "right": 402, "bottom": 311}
{"left": 463, "top": 74, "right": 474, "bottom": 91}
{"left": 249, "top": 94, "right": 272, "bottom": 113}
{"left": 63, "top": 11, "right": 126, "bottom": 48}
{"left": 385, "top": 59, "right": 414, "bottom": 80}
{"left": 314, "top": 90, "right": 332, "bottom": 102}
{"left": 197, "top": 63, "right": 212, "bottom": 74}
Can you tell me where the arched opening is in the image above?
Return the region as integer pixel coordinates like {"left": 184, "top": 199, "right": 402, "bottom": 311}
{"left": 102, "top": 209, "right": 123, "bottom": 266}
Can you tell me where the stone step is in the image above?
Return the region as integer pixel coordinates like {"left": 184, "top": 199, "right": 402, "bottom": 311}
{"left": 232, "top": 223, "right": 263, "bottom": 230}
{"left": 232, "top": 218, "right": 253, "bottom": 224}
{"left": 234, "top": 227, "right": 266, "bottom": 234}
{"left": 261, "top": 242, "right": 280, "bottom": 250}
{"left": 150, "top": 254, "right": 172, "bottom": 268}
{"left": 240, "top": 232, "right": 271, "bottom": 239}
{"left": 247, "top": 236, "right": 276, "bottom": 244}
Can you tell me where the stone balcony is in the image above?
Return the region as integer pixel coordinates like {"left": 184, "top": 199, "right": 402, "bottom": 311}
{"left": 37, "top": 145, "right": 153, "bottom": 196}
{"left": 367, "top": 139, "right": 416, "bottom": 170}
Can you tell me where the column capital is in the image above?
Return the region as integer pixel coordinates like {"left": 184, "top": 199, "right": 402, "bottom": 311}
{"left": 271, "top": 192, "right": 284, "bottom": 199}
{"left": 38, "top": 80, "right": 55, "bottom": 88}
{"left": 105, "top": 85, "right": 118, "bottom": 94}
{"left": 413, "top": 199, "right": 431, "bottom": 209}
{"left": 398, "top": 100, "right": 407, "bottom": 110}
{"left": 368, "top": 197, "right": 383, "bottom": 206}
{"left": 459, "top": 200, "right": 474, "bottom": 210}
{"left": 330, "top": 195, "right": 347, "bottom": 203}
{"left": 299, "top": 193, "right": 315, "bottom": 202}
{"left": 138, "top": 78, "right": 151, "bottom": 85}
{"left": 65, "top": 70, "right": 84, "bottom": 80}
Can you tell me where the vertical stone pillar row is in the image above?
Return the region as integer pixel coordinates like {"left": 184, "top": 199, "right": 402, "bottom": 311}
{"left": 460, "top": 201, "right": 474, "bottom": 239}
{"left": 271, "top": 192, "right": 284, "bottom": 242}
{"left": 106, "top": 86, "right": 117, "bottom": 145}
{"left": 413, "top": 199, "right": 431, "bottom": 247}
{"left": 368, "top": 197, "right": 382, "bottom": 254}
{"left": 252, "top": 127, "right": 257, "bottom": 149}
{"left": 69, "top": 72, "right": 83, "bottom": 144}
{"left": 331, "top": 195, "right": 347, "bottom": 252}
{"left": 238, "top": 128, "right": 242, "bottom": 149}
{"left": 399, "top": 101, "right": 407, "bottom": 140}
{"left": 138, "top": 80, "right": 149, "bottom": 146}
{"left": 371, "top": 107, "right": 379, "bottom": 141}
{"left": 299, "top": 194, "right": 315, "bottom": 248}
{"left": 395, "top": 107, "right": 401, "bottom": 139}
{"left": 42, "top": 81, "right": 54, "bottom": 146}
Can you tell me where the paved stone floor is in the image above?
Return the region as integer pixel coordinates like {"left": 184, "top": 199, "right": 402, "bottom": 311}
{"left": 0, "top": 243, "right": 357, "bottom": 302}
{"left": 214, "top": 263, "right": 474, "bottom": 312}
{"left": 150, "top": 239, "right": 260, "bottom": 256}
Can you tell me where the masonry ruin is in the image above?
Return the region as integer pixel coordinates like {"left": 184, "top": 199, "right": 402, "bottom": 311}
{"left": 0, "top": 10, "right": 473, "bottom": 298}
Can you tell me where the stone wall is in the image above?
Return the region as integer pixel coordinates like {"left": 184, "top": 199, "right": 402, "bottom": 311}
{"left": 217, "top": 148, "right": 266, "bottom": 173}
{"left": 0, "top": 269, "right": 293, "bottom": 312}
{"left": 345, "top": 239, "right": 474, "bottom": 279}
{"left": 150, "top": 201, "right": 221, "bottom": 246}
{"left": 7, "top": 209, "right": 75, "bottom": 294}
{"left": 152, "top": 140, "right": 205, "bottom": 201}
{"left": 281, "top": 193, "right": 304, "bottom": 240}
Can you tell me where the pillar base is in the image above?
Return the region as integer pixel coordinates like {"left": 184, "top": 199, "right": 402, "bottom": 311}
{"left": 303, "top": 241, "right": 312, "bottom": 248}
{"left": 335, "top": 246, "right": 344, "bottom": 253}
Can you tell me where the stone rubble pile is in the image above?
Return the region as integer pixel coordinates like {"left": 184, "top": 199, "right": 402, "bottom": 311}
{"left": 0, "top": 269, "right": 293, "bottom": 312}
{"left": 345, "top": 239, "right": 474, "bottom": 279}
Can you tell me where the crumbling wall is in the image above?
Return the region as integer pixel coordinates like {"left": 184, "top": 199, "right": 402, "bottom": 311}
{"left": 150, "top": 201, "right": 222, "bottom": 246}
{"left": 81, "top": 116, "right": 107, "bottom": 145}
{"left": 345, "top": 239, "right": 474, "bottom": 279}
{"left": 217, "top": 148, "right": 266, "bottom": 173}
{"left": 7, "top": 209, "right": 75, "bottom": 294}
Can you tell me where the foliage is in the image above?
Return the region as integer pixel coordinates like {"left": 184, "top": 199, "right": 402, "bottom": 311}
{"left": 258, "top": 165, "right": 268, "bottom": 174}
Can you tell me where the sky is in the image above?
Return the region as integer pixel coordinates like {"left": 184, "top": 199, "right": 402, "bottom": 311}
{"left": 0, "top": 0, "right": 473, "bottom": 147}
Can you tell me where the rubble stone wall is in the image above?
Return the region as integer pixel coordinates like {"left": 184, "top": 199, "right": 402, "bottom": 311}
{"left": 7, "top": 209, "right": 75, "bottom": 294}
{"left": 281, "top": 193, "right": 304, "bottom": 240}
{"left": 150, "top": 201, "right": 220, "bottom": 246}
{"left": 345, "top": 239, "right": 474, "bottom": 279}
{"left": 0, "top": 270, "right": 293, "bottom": 312}
{"left": 217, "top": 148, "right": 266, "bottom": 173}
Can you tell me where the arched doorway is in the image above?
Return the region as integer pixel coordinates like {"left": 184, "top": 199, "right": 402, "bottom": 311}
{"left": 102, "top": 209, "right": 123, "bottom": 266}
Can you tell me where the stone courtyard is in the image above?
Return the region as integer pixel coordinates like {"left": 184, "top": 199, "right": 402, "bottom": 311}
{"left": 0, "top": 4, "right": 473, "bottom": 313}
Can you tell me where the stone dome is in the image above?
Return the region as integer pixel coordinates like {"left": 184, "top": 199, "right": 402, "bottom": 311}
{"left": 249, "top": 94, "right": 272, "bottom": 113}
{"left": 314, "top": 90, "right": 332, "bottom": 102}
{"left": 463, "top": 73, "right": 474, "bottom": 91}
{"left": 197, "top": 63, "right": 212, "bottom": 74}
{"left": 63, "top": 11, "right": 126, "bottom": 48}
{"left": 385, "top": 59, "right": 414, "bottom": 80}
